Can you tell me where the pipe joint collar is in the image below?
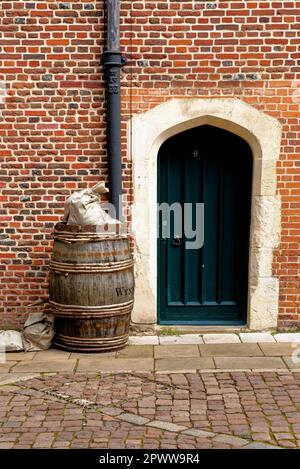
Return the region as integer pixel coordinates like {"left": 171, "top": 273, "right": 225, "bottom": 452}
{"left": 102, "top": 50, "right": 127, "bottom": 67}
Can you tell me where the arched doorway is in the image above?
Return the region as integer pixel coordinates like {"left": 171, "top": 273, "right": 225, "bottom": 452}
{"left": 157, "top": 125, "right": 253, "bottom": 325}
{"left": 130, "top": 98, "right": 281, "bottom": 330}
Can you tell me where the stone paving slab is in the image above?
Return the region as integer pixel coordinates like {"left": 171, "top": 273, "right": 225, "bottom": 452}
{"left": 154, "top": 345, "right": 200, "bottom": 359}
{"left": 76, "top": 358, "right": 154, "bottom": 373}
{"left": 1, "top": 341, "right": 300, "bottom": 373}
{"left": 129, "top": 336, "right": 159, "bottom": 345}
{"left": 129, "top": 332, "right": 300, "bottom": 345}
{"left": 0, "top": 373, "right": 41, "bottom": 385}
{"left": 243, "top": 442, "right": 281, "bottom": 449}
{"left": 274, "top": 333, "right": 300, "bottom": 343}
{"left": 259, "top": 343, "right": 295, "bottom": 356}
{"left": 282, "top": 357, "right": 300, "bottom": 370}
{"left": 202, "top": 334, "right": 240, "bottom": 344}
{"left": 182, "top": 428, "right": 215, "bottom": 438}
{"left": 213, "top": 434, "right": 248, "bottom": 447}
{"left": 155, "top": 357, "right": 214, "bottom": 372}
{"left": 199, "top": 343, "right": 263, "bottom": 357}
{"left": 32, "top": 350, "right": 71, "bottom": 361}
{"left": 117, "top": 345, "right": 153, "bottom": 359}
{"left": 159, "top": 335, "right": 204, "bottom": 345}
{"left": 118, "top": 413, "right": 150, "bottom": 425}
{"left": 0, "top": 362, "right": 18, "bottom": 373}
{"left": 214, "top": 356, "right": 287, "bottom": 370}
{"left": 12, "top": 360, "right": 77, "bottom": 373}
{"left": 4, "top": 352, "right": 36, "bottom": 361}
{"left": 146, "top": 421, "right": 187, "bottom": 433}
{"left": 240, "top": 332, "right": 276, "bottom": 343}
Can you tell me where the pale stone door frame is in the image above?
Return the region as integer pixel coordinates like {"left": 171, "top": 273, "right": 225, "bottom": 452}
{"left": 129, "top": 98, "right": 282, "bottom": 330}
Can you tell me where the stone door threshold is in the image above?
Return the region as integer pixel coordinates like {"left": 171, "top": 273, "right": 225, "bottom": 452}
{"left": 129, "top": 332, "right": 300, "bottom": 345}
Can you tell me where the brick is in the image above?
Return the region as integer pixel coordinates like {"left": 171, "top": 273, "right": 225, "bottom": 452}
{"left": 15, "top": 18, "right": 26, "bottom": 24}
{"left": 36, "top": 123, "right": 59, "bottom": 130}
{"left": 42, "top": 74, "right": 53, "bottom": 81}
{"left": 20, "top": 196, "right": 31, "bottom": 202}
{"left": 23, "top": 54, "right": 45, "bottom": 60}
{"left": 0, "top": 0, "right": 299, "bottom": 331}
{"left": 60, "top": 81, "right": 83, "bottom": 88}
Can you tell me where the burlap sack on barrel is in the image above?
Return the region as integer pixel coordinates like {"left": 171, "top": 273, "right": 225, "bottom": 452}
{"left": 63, "top": 182, "right": 120, "bottom": 225}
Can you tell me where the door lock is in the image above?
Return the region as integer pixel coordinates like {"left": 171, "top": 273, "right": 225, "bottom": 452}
{"left": 171, "top": 237, "right": 182, "bottom": 246}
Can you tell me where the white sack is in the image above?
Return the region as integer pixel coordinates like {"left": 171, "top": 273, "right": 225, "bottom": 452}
{"left": 0, "top": 330, "right": 24, "bottom": 352}
{"left": 63, "top": 182, "right": 120, "bottom": 225}
{"left": 22, "top": 313, "right": 55, "bottom": 352}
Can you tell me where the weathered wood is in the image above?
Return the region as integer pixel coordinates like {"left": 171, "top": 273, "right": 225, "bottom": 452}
{"left": 49, "top": 224, "right": 134, "bottom": 352}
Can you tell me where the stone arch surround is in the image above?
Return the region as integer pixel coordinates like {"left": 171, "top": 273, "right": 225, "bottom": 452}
{"left": 129, "top": 98, "right": 282, "bottom": 330}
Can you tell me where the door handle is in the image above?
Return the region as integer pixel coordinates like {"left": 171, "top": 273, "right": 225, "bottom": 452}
{"left": 171, "top": 237, "right": 182, "bottom": 246}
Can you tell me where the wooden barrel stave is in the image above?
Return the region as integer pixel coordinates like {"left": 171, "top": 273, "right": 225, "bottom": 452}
{"left": 49, "top": 270, "right": 134, "bottom": 307}
{"left": 51, "top": 237, "right": 129, "bottom": 264}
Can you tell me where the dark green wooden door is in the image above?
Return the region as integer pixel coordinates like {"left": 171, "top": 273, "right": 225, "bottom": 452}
{"left": 157, "top": 125, "right": 252, "bottom": 325}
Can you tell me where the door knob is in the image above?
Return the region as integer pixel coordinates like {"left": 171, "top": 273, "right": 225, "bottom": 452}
{"left": 171, "top": 238, "right": 182, "bottom": 246}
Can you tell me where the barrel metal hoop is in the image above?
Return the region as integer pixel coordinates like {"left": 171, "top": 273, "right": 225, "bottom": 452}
{"left": 54, "top": 333, "right": 129, "bottom": 351}
{"left": 53, "top": 233, "right": 129, "bottom": 244}
{"left": 52, "top": 308, "right": 132, "bottom": 319}
{"left": 50, "top": 299, "right": 134, "bottom": 318}
{"left": 50, "top": 299, "right": 133, "bottom": 310}
{"left": 49, "top": 258, "right": 134, "bottom": 274}
{"left": 56, "top": 333, "right": 128, "bottom": 344}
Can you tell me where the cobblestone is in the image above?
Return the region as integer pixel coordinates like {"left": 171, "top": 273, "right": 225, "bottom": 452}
{"left": 0, "top": 371, "right": 299, "bottom": 448}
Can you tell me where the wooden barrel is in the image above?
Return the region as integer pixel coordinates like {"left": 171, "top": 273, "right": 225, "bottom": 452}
{"left": 49, "top": 223, "right": 134, "bottom": 352}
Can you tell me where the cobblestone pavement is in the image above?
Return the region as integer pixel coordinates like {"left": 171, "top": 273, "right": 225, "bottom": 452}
{"left": 1, "top": 371, "right": 300, "bottom": 449}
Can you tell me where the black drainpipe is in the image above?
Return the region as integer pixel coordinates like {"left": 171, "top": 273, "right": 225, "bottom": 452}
{"left": 103, "top": 0, "right": 126, "bottom": 220}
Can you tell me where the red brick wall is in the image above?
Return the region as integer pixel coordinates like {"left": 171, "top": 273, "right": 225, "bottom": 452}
{"left": 0, "top": 1, "right": 299, "bottom": 328}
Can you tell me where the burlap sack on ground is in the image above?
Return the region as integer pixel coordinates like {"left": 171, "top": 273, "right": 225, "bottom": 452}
{"left": 0, "top": 330, "right": 24, "bottom": 352}
{"left": 22, "top": 313, "right": 55, "bottom": 352}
